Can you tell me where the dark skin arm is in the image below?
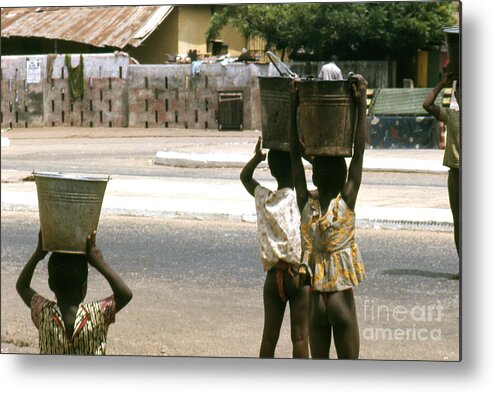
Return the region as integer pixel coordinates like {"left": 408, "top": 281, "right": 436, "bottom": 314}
{"left": 289, "top": 79, "right": 309, "bottom": 215}
{"left": 86, "top": 230, "right": 133, "bottom": 313}
{"left": 341, "top": 74, "right": 368, "bottom": 211}
{"left": 423, "top": 70, "right": 453, "bottom": 120}
{"left": 299, "top": 139, "right": 314, "bottom": 165}
{"left": 240, "top": 136, "right": 266, "bottom": 197}
{"left": 16, "top": 230, "right": 48, "bottom": 307}
{"left": 288, "top": 79, "right": 311, "bottom": 285}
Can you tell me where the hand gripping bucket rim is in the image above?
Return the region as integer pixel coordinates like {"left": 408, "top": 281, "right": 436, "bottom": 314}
{"left": 33, "top": 171, "right": 110, "bottom": 254}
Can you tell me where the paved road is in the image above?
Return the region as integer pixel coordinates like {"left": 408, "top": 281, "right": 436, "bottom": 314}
{"left": 1, "top": 132, "right": 447, "bottom": 177}
{"left": 1, "top": 134, "right": 449, "bottom": 211}
{"left": 1, "top": 211, "right": 460, "bottom": 360}
{"left": 1, "top": 130, "right": 453, "bottom": 230}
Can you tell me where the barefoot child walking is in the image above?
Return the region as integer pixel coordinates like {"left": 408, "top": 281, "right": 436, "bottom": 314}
{"left": 240, "top": 137, "right": 309, "bottom": 358}
{"left": 289, "top": 74, "right": 368, "bottom": 359}
{"left": 16, "top": 230, "right": 133, "bottom": 355}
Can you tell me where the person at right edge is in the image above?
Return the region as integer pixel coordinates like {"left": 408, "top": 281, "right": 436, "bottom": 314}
{"left": 423, "top": 66, "right": 460, "bottom": 279}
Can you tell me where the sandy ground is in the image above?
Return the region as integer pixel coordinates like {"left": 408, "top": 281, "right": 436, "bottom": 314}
{"left": 1, "top": 263, "right": 459, "bottom": 360}
{"left": 1, "top": 213, "right": 459, "bottom": 360}
{"left": 1, "top": 264, "right": 273, "bottom": 358}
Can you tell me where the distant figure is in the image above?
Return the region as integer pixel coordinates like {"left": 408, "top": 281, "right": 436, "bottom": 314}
{"left": 16, "top": 230, "right": 133, "bottom": 354}
{"left": 240, "top": 137, "right": 309, "bottom": 358}
{"left": 188, "top": 49, "right": 198, "bottom": 62}
{"left": 238, "top": 48, "right": 256, "bottom": 62}
{"left": 318, "top": 55, "right": 343, "bottom": 80}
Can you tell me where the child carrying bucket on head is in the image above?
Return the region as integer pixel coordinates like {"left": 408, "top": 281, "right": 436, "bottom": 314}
{"left": 16, "top": 230, "right": 133, "bottom": 355}
{"left": 240, "top": 137, "right": 309, "bottom": 358}
{"left": 423, "top": 66, "right": 460, "bottom": 268}
{"left": 289, "top": 74, "right": 368, "bottom": 359}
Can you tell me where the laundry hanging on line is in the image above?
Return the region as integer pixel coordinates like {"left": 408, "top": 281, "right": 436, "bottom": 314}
{"left": 65, "top": 54, "right": 84, "bottom": 100}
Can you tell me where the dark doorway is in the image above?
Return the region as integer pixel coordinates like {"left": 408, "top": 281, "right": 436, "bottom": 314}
{"left": 218, "top": 91, "right": 243, "bottom": 131}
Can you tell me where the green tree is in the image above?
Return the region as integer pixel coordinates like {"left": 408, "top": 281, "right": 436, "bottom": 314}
{"left": 207, "top": 4, "right": 295, "bottom": 60}
{"left": 206, "top": 1, "right": 458, "bottom": 61}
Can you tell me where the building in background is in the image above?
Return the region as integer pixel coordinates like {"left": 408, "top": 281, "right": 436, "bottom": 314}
{"left": 1, "top": 5, "right": 262, "bottom": 64}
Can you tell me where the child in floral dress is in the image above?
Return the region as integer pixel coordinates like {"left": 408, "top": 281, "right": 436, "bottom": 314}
{"left": 289, "top": 74, "right": 368, "bottom": 359}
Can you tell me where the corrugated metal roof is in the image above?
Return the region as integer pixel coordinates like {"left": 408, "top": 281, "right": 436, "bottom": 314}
{"left": 1, "top": 6, "right": 174, "bottom": 49}
{"left": 369, "top": 88, "right": 445, "bottom": 116}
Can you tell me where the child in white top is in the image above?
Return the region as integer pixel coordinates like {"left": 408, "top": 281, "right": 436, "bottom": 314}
{"left": 240, "top": 137, "right": 309, "bottom": 358}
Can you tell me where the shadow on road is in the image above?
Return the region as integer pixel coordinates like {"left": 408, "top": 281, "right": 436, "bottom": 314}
{"left": 382, "top": 269, "right": 459, "bottom": 280}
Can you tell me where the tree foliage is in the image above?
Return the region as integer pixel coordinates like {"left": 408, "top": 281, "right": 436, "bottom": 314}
{"left": 206, "top": 1, "right": 458, "bottom": 61}
{"left": 207, "top": 4, "right": 295, "bottom": 57}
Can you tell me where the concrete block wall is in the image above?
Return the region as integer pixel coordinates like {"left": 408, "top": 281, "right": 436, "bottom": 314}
{"left": 1, "top": 56, "right": 44, "bottom": 128}
{"left": 1, "top": 54, "right": 130, "bottom": 129}
{"left": 43, "top": 54, "right": 129, "bottom": 128}
{"left": 44, "top": 76, "right": 128, "bottom": 128}
{"left": 128, "top": 64, "right": 218, "bottom": 130}
{"left": 1, "top": 54, "right": 269, "bottom": 130}
{"left": 127, "top": 63, "right": 267, "bottom": 130}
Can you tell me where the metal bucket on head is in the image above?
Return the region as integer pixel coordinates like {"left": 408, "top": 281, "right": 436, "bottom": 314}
{"left": 444, "top": 26, "right": 460, "bottom": 82}
{"left": 258, "top": 76, "right": 294, "bottom": 151}
{"left": 297, "top": 78, "right": 357, "bottom": 157}
{"left": 34, "top": 171, "right": 110, "bottom": 254}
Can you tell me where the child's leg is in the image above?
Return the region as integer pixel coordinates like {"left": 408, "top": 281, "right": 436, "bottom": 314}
{"left": 259, "top": 269, "right": 287, "bottom": 358}
{"left": 448, "top": 169, "right": 460, "bottom": 256}
{"left": 286, "top": 275, "right": 309, "bottom": 358}
{"left": 323, "top": 289, "right": 359, "bottom": 359}
{"left": 309, "top": 291, "right": 332, "bottom": 358}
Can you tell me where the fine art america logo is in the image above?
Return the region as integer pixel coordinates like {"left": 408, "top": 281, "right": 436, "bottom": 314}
{"left": 362, "top": 299, "right": 444, "bottom": 341}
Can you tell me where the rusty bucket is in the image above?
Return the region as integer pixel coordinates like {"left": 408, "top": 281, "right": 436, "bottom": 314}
{"left": 34, "top": 171, "right": 110, "bottom": 254}
{"left": 258, "top": 76, "right": 294, "bottom": 151}
{"left": 297, "top": 79, "right": 357, "bottom": 157}
{"left": 444, "top": 26, "right": 460, "bottom": 82}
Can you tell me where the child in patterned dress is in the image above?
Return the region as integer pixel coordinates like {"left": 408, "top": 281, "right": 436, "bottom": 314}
{"left": 16, "top": 230, "right": 133, "bottom": 355}
{"left": 289, "top": 74, "right": 368, "bottom": 359}
{"left": 240, "top": 137, "right": 309, "bottom": 358}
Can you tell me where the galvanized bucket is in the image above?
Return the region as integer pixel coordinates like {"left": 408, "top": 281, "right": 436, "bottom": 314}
{"left": 258, "top": 76, "right": 294, "bottom": 151}
{"left": 297, "top": 79, "right": 357, "bottom": 156}
{"left": 444, "top": 26, "right": 460, "bottom": 81}
{"left": 34, "top": 171, "right": 110, "bottom": 254}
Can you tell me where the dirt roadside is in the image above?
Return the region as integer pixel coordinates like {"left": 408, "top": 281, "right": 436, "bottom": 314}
{"left": 1, "top": 127, "right": 260, "bottom": 140}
